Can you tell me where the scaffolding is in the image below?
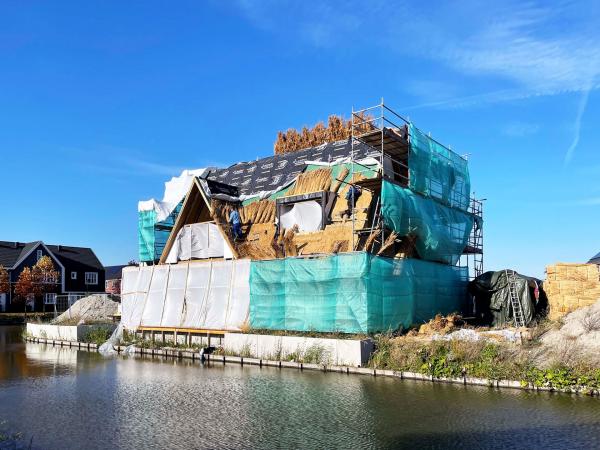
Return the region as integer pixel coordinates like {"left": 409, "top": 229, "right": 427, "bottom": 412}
{"left": 351, "top": 101, "right": 410, "bottom": 251}
{"left": 350, "top": 100, "right": 483, "bottom": 277}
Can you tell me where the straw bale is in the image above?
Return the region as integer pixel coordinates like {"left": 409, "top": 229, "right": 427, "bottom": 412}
{"left": 545, "top": 263, "right": 600, "bottom": 319}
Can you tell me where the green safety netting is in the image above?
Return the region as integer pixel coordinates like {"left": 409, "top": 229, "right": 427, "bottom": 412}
{"left": 408, "top": 123, "right": 471, "bottom": 211}
{"left": 381, "top": 181, "right": 474, "bottom": 265}
{"left": 138, "top": 202, "right": 183, "bottom": 263}
{"left": 249, "top": 252, "right": 468, "bottom": 333}
{"left": 138, "top": 210, "right": 156, "bottom": 262}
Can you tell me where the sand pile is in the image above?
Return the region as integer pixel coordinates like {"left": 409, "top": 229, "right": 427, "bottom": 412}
{"left": 541, "top": 298, "right": 600, "bottom": 360}
{"left": 52, "top": 295, "right": 119, "bottom": 325}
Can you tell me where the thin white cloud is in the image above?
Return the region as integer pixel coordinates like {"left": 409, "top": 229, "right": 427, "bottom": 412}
{"left": 229, "top": 0, "right": 600, "bottom": 107}
{"left": 564, "top": 85, "right": 593, "bottom": 164}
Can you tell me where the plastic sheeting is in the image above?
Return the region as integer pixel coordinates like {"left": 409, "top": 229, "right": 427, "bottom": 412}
{"left": 121, "top": 260, "right": 251, "bottom": 331}
{"left": 468, "top": 270, "right": 546, "bottom": 327}
{"left": 381, "top": 181, "right": 474, "bottom": 265}
{"left": 121, "top": 265, "right": 153, "bottom": 331}
{"left": 138, "top": 169, "right": 208, "bottom": 220}
{"left": 138, "top": 168, "right": 207, "bottom": 262}
{"left": 280, "top": 200, "right": 323, "bottom": 232}
{"left": 165, "top": 222, "right": 232, "bottom": 263}
{"left": 249, "top": 252, "right": 468, "bottom": 333}
{"left": 408, "top": 124, "right": 471, "bottom": 212}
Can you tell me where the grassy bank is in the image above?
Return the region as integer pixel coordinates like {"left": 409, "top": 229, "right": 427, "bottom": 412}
{"left": 368, "top": 332, "right": 600, "bottom": 392}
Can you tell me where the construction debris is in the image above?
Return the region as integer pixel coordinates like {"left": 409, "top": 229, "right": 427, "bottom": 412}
{"left": 418, "top": 313, "right": 464, "bottom": 335}
{"left": 545, "top": 263, "right": 600, "bottom": 320}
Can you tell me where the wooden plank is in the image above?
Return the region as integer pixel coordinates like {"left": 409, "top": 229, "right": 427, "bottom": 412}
{"left": 137, "top": 326, "right": 226, "bottom": 336}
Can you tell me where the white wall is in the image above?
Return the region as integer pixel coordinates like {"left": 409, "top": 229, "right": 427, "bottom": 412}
{"left": 224, "top": 333, "right": 374, "bottom": 367}
{"left": 26, "top": 323, "right": 116, "bottom": 341}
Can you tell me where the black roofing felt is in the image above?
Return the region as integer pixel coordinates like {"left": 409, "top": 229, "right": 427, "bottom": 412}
{"left": 105, "top": 265, "right": 127, "bottom": 280}
{"left": 589, "top": 252, "right": 600, "bottom": 264}
{"left": 47, "top": 244, "right": 104, "bottom": 270}
{"left": 0, "top": 241, "right": 103, "bottom": 270}
{"left": 206, "top": 139, "right": 376, "bottom": 196}
{"left": 0, "top": 241, "right": 40, "bottom": 268}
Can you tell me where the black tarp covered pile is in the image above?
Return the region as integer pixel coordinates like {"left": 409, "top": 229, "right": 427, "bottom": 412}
{"left": 468, "top": 270, "right": 547, "bottom": 327}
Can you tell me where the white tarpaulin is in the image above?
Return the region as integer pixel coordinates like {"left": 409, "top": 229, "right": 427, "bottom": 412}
{"left": 121, "top": 265, "right": 153, "bottom": 331}
{"left": 165, "top": 222, "right": 232, "bottom": 263}
{"left": 141, "top": 266, "right": 169, "bottom": 326}
{"left": 160, "top": 265, "right": 188, "bottom": 328}
{"left": 121, "top": 260, "right": 251, "bottom": 331}
{"left": 280, "top": 200, "right": 323, "bottom": 232}
{"left": 138, "top": 168, "right": 208, "bottom": 222}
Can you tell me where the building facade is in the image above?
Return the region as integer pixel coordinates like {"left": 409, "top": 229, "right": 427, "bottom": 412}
{"left": 0, "top": 241, "right": 105, "bottom": 312}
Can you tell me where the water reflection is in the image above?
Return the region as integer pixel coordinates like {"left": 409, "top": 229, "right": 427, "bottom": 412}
{"left": 1, "top": 326, "right": 600, "bottom": 449}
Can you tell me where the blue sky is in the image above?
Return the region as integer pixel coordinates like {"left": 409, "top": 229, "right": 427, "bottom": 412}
{"left": 1, "top": 0, "right": 598, "bottom": 277}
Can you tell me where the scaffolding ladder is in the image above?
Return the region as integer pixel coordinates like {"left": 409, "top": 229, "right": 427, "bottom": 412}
{"left": 505, "top": 270, "right": 526, "bottom": 327}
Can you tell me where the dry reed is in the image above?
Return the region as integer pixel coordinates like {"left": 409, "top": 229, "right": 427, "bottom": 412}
{"left": 274, "top": 113, "right": 375, "bottom": 155}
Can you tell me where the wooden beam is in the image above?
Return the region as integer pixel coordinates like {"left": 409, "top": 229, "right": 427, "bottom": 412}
{"left": 137, "top": 326, "right": 225, "bottom": 336}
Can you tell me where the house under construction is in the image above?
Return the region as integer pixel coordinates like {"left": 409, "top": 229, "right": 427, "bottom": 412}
{"left": 122, "top": 102, "right": 484, "bottom": 335}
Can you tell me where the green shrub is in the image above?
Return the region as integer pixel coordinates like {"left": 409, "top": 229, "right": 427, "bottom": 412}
{"left": 82, "top": 326, "right": 113, "bottom": 345}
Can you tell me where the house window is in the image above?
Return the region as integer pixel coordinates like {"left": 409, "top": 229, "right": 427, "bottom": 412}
{"left": 44, "top": 293, "right": 57, "bottom": 305}
{"left": 36, "top": 250, "right": 43, "bottom": 261}
{"left": 43, "top": 273, "right": 57, "bottom": 284}
{"left": 71, "top": 271, "right": 77, "bottom": 280}
{"left": 85, "top": 272, "right": 98, "bottom": 285}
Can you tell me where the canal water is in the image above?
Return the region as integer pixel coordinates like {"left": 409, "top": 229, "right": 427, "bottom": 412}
{"left": 1, "top": 326, "right": 600, "bottom": 450}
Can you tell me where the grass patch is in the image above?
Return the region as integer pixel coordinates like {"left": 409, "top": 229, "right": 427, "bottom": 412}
{"left": 368, "top": 335, "right": 600, "bottom": 391}
{"left": 82, "top": 326, "right": 114, "bottom": 345}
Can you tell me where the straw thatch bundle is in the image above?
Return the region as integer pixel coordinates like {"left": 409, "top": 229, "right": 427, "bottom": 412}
{"left": 273, "top": 113, "right": 376, "bottom": 155}
{"left": 282, "top": 226, "right": 299, "bottom": 256}
{"left": 236, "top": 200, "right": 276, "bottom": 225}
{"left": 362, "top": 229, "right": 380, "bottom": 253}
{"left": 287, "top": 168, "right": 332, "bottom": 196}
{"left": 330, "top": 167, "right": 349, "bottom": 194}
{"left": 377, "top": 232, "right": 399, "bottom": 256}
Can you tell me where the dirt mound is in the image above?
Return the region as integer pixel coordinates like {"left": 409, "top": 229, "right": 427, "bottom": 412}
{"left": 52, "top": 295, "right": 118, "bottom": 325}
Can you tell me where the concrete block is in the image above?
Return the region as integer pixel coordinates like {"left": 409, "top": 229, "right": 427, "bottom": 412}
{"left": 224, "top": 333, "right": 374, "bottom": 367}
